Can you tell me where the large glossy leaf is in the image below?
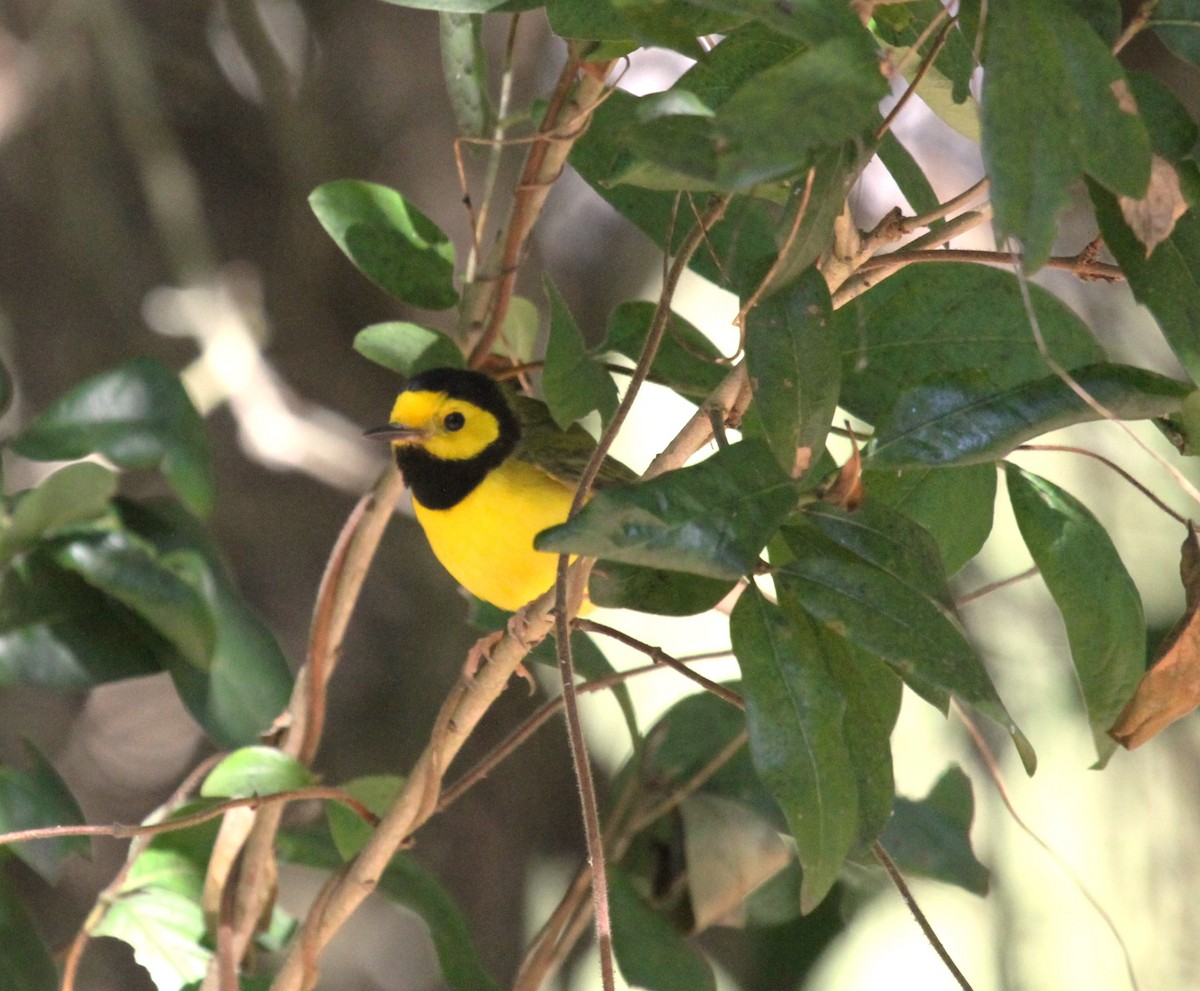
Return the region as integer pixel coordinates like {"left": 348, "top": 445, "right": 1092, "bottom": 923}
{"left": 610, "top": 867, "right": 716, "bottom": 991}
{"left": 863, "top": 464, "right": 997, "bottom": 575}
{"left": 589, "top": 560, "right": 736, "bottom": 615}
{"left": 1006, "top": 466, "right": 1145, "bottom": 767}
{"left": 745, "top": 268, "right": 838, "bottom": 475}
{"left": 353, "top": 322, "right": 465, "bottom": 377}
{"left": 200, "top": 746, "right": 314, "bottom": 799}
{"left": 1091, "top": 184, "right": 1200, "bottom": 384}
{"left": 868, "top": 363, "right": 1190, "bottom": 469}
{"left": 536, "top": 439, "right": 798, "bottom": 580}
{"left": 600, "top": 302, "right": 727, "bottom": 401}
{"left": 730, "top": 588, "right": 858, "bottom": 912}
{"left": 280, "top": 832, "right": 501, "bottom": 991}
{"left": 542, "top": 277, "right": 618, "bottom": 428}
{"left": 777, "top": 508, "right": 1035, "bottom": 772}
{"left": 309, "top": 180, "right": 457, "bottom": 310}
{"left": 981, "top": 0, "right": 1151, "bottom": 268}
{"left": 833, "top": 263, "right": 1103, "bottom": 424}
{"left": 881, "top": 766, "right": 989, "bottom": 896}
{"left": 0, "top": 552, "right": 168, "bottom": 687}
{"left": 51, "top": 531, "right": 215, "bottom": 670}
{"left": 0, "top": 462, "right": 117, "bottom": 565}
{"left": 0, "top": 886, "right": 56, "bottom": 991}
{"left": 0, "top": 743, "right": 88, "bottom": 882}
{"left": 11, "top": 357, "right": 213, "bottom": 518}
{"left": 1148, "top": 1, "right": 1200, "bottom": 67}
{"left": 117, "top": 500, "right": 292, "bottom": 748}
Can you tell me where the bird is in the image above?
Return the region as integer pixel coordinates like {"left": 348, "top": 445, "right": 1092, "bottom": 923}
{"left": 365, "top": 366, "right": 634, "bottom": 616}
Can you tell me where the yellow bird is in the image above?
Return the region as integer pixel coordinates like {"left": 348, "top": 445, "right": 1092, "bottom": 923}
{"left": 366, "top": 367, "right": 633, "bottom": 613}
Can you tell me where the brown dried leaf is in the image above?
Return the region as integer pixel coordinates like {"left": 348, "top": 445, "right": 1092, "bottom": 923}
{"left": 1110, "top": 524, "right": 1200, "bottom": 749}
{"left": 1118, "top": 155, "right": 1189, "bottom": 258}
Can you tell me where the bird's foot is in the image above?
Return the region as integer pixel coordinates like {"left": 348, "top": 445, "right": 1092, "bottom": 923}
{"left": 462, "top": 609, "right": 536, "bottom": 694}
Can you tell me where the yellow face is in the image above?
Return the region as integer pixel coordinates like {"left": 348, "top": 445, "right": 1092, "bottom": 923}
{"left": 388, "top": 389, "right": 501, "bottom": 462}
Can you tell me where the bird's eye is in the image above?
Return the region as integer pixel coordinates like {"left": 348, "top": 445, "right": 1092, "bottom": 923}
{"left": 443, "top": 411, "right": 466, "bottom": 432}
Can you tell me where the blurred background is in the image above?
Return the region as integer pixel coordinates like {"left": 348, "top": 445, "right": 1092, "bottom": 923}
{"left": 0, "top": 1, "right": 1199, "bottom": 989}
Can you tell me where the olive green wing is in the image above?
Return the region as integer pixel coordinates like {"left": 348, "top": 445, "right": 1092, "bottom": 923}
{"left": 508, "top": 393, "right": 638, "bottom": 489}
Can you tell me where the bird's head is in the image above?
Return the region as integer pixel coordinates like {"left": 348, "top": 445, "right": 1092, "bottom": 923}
{"left": 365, "top": 367, "right": 519, "bottom": 464}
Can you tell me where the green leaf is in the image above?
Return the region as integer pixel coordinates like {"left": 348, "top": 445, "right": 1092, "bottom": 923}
{"left": 309, "top": 180, "right": 458, "bottom": 309}
{"left": 0, "top": 355, "right": 11, "bottom": 420}
{"left": 52, "top": 531, "right": 216, "bottom": 670}
{"left": 0, "top": 462, "right": 117, "bottom": 564}
{"left": 881, "top": 766, "right": 989, "bottom": 895}
{"left": 11, "top": 357, "right": 213, "bottom": 518}
{"left": 115, "top": 499, "right": 293, "bottom": 748}
{"left": 833, "top": 263, "right": 1103, "bottom": 425}
{"left": 612, "top": 0, "right": 734, "bottom": 57}
{"left": 868, "top": 363, "right": 1191, "bottom": 469}
{"left": 200, "top": 746, "right": 315, "bottom": 799}
{"left": 92, "top": 846, "right": 210, "bottom": 991}
{"left": 777, "top": 507, "right": 1035, "bottom": 772}
{"left": 327, "top": 774, "right": 403, "bottom": 860}
{"left": 864, "top": 464, "right": 997, "bottom": 575}
{"left": 1090, "top": 184, "right": 1200, "bottom": 384}
{"left": 541, "top": 277, "right": 619, "bottom": 428}
{"left": 1005, "top": 467, "right": 1145, "bottom": 767}
{"left": 354, "top": 322, "right": 465, "bottom": 377}
{"left": 279, "top": 831, "right": 502, "bottom": 991}
{"left": 1148, "top": 0, "right": 1200, "bottom": 67}
{"left": 439, "top": 13, "right": 491, "bottom": 137}
{"left": 0, "top": 885, "right": 57, "bottom": 991}
{"left": 536, "top": 439, "right": 798, "bottom": 580}
{"left": 383, "top": 0, "right": 540, "bottom": 11}
{"left": 873, "top": 0, "right": 979, "bottom": 104}
{"left": 876, "top": 130, "right": 941, "bottom": 222}
{"left": 546, "top": 0, "right": 636, "bottom": 39}
{"left": 745, "top": 268, "right": 838, "bottom": 475}
{"left": 609, "top": 867, "right": 716, "bottom": 991}
{"left": 730, "top": 588, "right": 858, "bottom": 912}
{"left": 601, "top": 302, "right": 727, "bottom": 400}
{"left": 712, "top": 37, "right": 888, "bottom": 189}
{"left": 981, "top": 0, "right": 1151, "bottom": 268}
{"left": 685, "top": 0, "right": 869, "bottom": 45}
{"left": 0, "top": 553, "right": 167, "bottom": 687}
{"left": 589, "top": 560, "right": 736, "bottom": 615}
{"left": 0, "top": 743, "right": 88, "bottom": 882}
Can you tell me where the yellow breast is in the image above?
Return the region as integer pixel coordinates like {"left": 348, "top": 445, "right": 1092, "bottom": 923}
{"left": 412, "top": 457, "right": 577, "bottom": 612}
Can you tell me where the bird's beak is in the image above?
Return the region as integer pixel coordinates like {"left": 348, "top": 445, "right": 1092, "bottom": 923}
{"left": 363, "top": 423, "right": 427, "bottom": 442}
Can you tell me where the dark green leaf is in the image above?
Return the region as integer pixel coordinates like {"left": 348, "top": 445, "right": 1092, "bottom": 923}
{"left": 354, "top": 322, "right": 465, "bottom": 377}
{"left": 730, "top": 588, "right": 858, "bottom": 912}
{"left": 546, "top": 0, "right": 636, "bottom": 39}
{"left": 589, "top": 560, "right": 736, "bottom": 615}
{"left": 777, "top": 509, "right": 1034, "bottom": 772}
{"left": 1148, "top": 0, "right": 1200, "bottom": 67}
{"left": 327, "top": 774, "right": 402, "bottom": 860}
{"left": 1090, "top": 183, "right": 1200, "bottom": 383}
{"left": 833, "top": 263, "right": 1103, "bottom": 424}
{"left": 685, "top": 0, "right": 868, "bottom": 45}
{"left": 1006, "top": 466, "right": 1145, "bottom": 767}
{"left": 0, "top": 885, "right": 57, "bottom": 991}
{"left": 309, "top": 180, "right": 458, "bottom": 310}
{"left": 873, "top": 0, "right": 979, "bottom": 103}
{"left": 612, "top": 0, "right": 734, "bottom": 57}
{"left": 52, "top": 531, "right": 215, "bottom": 670}
{"left": 981, "top": 0, "right": 1151, "bottom": 268}
{"left": 610, "top": 867, "right": 716, "bottom": 991}
{"left": 542, "top": 277, "right": 619, "bottom": 428}
{"left": 876, "top": 130, "right": 941, "bottom": 222}
{"left": 200, "top": 746, "right": 315, "bottom": 799}
{"left": 0, "top": 462, "right": 117, "bottom": 564}
{"left": 11, "top": 357, "right": 213, "bottom": 518}
{"left": 279, "top": 831, "right": 502, "bottom": 991}
{"left": 601, "top": 302, "right": 728, "bottom": 400}
{"left": 0, "top": 553, "right": 167, "bottom": 687}
{"left": 536, "top": 439, "right": 798, "bottom": 580}
{"left": 712, "top": 38, "right": 888, "bottom": 189}
{"left": 745, "top": 268, "right": 838, "bottom": 475}
{"left": 869, "top": 363, "right": 1191, "bottom": 469}
{"left": 1128, "top": 73, "right": 1200, "bottom": 163}
{"left": 0, "top": 355, "right": 11, "bottom": 419}
{"left": 0, "top": 743, "right": 88, "bottom": 882}
{"left": 864, "top": 464, "right": 997, "bottom": 575}
{"left": 116, "top": 500, "right": 293, "bottom": 748}
{"left": 881, "top": 766, "right": 989, "bottom": 895}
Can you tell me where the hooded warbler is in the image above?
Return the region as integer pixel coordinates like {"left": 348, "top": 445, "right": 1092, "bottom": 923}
{"left": 366, "top": 367, "right": 633, "bottom": 612}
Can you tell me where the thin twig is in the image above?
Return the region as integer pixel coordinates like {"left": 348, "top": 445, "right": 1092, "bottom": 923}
{"left": 876, "top": 11, "right": 954, "bottom": 141}
{"left": 956, "top": 566, "right": 1039, "bottom": 607}
{"left": 873, "top": 841, "right": 976, "bottom": 991}
{"left": 859, "top": 247, "right": 1124, "bottom": 280}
